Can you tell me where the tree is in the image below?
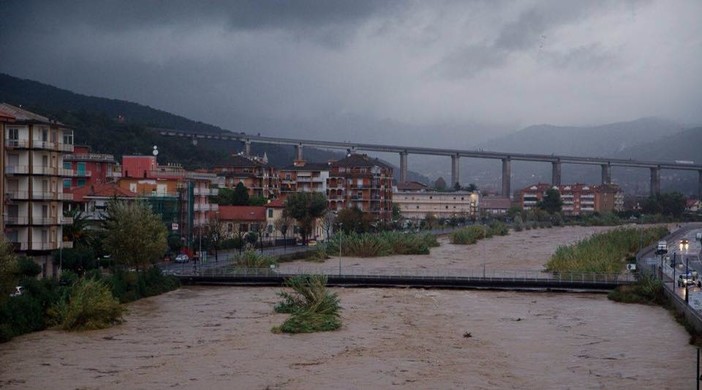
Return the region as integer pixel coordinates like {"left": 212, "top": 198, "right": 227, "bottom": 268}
{"left": 62, "top": 208, "right": 92, "bottom": 248}
{"left": 232, "top": 182, "right": 250, "bottom": 206}
{"left": 215, "top": 183, "right": 250, "bottom": 206}
{"left": 464, "top": 183, "right": 479, "bottom": 192}
{"left": 337, "top": 207, "right": 374, "bottom": 234}
{"left": 423, "top": 213, "right": 437, "bottom": 230}
{"left": 642, "top": 192, "right": 687, "bottom": 218}
{"left": 284, "top": 192, "right": 327, "bottom": 244}
{"left": 434, "top": 177, "right": 447, "bottom": 191}
{"left": 321, "top": 210, "right": 337, "bottom": 241}
{"left": 274, "top": 215, "right": 294, "bottom": 250}
{"left": 249, "top": 195, "right": 267, "bottom": 206}
{"left": 102, "top": 200, "right": 168, "bottom": 272}
{"left": 204, "top": 218, "right": 225, "bottom": 262}
{"left": 538, "top": 188, "right": 563, "bottom": 214}
{"left": 0, "top": 238, "right": 19, "bottom": 305}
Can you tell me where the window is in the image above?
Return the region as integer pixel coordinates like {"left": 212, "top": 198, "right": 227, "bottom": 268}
{"left": 41, "top": 127, "right": 49, "bottom": 142}
{"left": 8, "top": 127, "right": 19, "bottom": 140}
{"left": 63, "top": 132, "right": 73, "bottom": 145}
{"left": 268, "top": 209, "right": 273, "bottom": 218}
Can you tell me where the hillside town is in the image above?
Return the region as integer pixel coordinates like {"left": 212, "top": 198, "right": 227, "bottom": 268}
{"left": 0, "top": 103, "right": 663, "bottom": 278}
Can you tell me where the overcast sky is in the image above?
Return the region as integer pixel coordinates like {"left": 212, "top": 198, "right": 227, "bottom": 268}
{"left": 1, "top": 0, "right": 701, "bottom": 147}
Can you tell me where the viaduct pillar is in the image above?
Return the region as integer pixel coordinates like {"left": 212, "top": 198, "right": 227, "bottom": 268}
{"left": 551, "top": 161, "right": 561, "bottom": 186}
{"left": 244, "top": 140, "right": 251, "bottom": 156}
{"left": 698, "top": 170, "right": 702, "bottom": 200}
{"left": 399, "top": 151, "right": 408, "bottom": 183}
{"left": 451, "top": 154, "right": 460, "bottom": 189}
{"left": 601, "top": 164, "right": 612, "bottom": 185}
{"left": 295, "top": 144, "right": 303, "bottom": 161}
{"left": 501, "top": 158, "right": 511, "bottom": 198}
{"left": 650, "top": 167, "right": 661, "bottom": 197}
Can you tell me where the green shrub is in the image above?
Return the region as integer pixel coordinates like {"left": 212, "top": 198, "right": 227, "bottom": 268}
{"left": 273, "top": 275, "right": 341, "bottom": 334}
{"left": 233, "top": 250, "right": 277, "bottom": 268}
{"left": 53, "top": 278, "right": 125, "bottom": 331}
{"left": 16, "top": 256, "right": 42, "bottom": 277}
{"left": 608, "top": 274, "right": 665, "bottom": 304}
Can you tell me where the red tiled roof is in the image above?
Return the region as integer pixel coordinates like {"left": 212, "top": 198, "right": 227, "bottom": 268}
{"left": 480, "top": 197, "right": 512, "bottom": 209}
{"left": 69, "top": 183, "right": 137, "bottom": 202}
{"left": 218, "top": 206, "right": 266, "bottom": 222}
{"left": 396, "top": 181, "right": 429, "bottom": 191}
{"left": 266, "top": 199, "right": 285, "bottom": 208}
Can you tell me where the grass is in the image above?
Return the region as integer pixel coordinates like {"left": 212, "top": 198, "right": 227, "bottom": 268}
{"left": 450, "top": 222, "right": 509, "bottom": 245}
{"left": 50, "top": 278, "right": 125, "bottom": 331}
{"left": 545, "top": 226, "right": 668, "bottom": 274}
{"left": 608, "top": 273, "right": 666, "bottom": 304}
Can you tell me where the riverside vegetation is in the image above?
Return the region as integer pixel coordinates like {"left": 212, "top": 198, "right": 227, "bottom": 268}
{"left": 272, "top": 275, "right": 341, "bottom": 334}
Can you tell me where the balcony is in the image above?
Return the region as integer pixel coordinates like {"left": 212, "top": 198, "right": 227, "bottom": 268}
{"left": 5, "top": 165, "right": 29, "bottom": 175}
{"left": 33, "top": 242, "right": 61, "bottom": 251}
{"left": 58, "top": 143, "right": 74, "bottom": 153}
{"left": 61, "top": 241, "right": 74, "bottom": 249}
{"left": 5, "top": 216, "right": 29, "bottom": 225}
{"left": 59, "top": 168, "right": 76, "bottom": 177}
{"left": 31, "top": 217, "right": 61, "bottom": 225}
{"left": 64, "top": 153, "right": 115, "bottom": 162}
{"left": 33, "top": 141, "right": 57, "bottom": 151}
{"left": 31, "top": 191, "right": 62, "bottom": 200}
{"left": 194, "top": 203, "right": 218, "bottom": 212}
{"left": 5, "top": 190, "right": 29, "bottom": 200}
{"left": 106, "top": 171, "right": 122, "bottom": 179}
{"left": 193, "top": 188, "right": 219, "bottom": 196}
{"left": 62, "top": 217, "right": 74, "bottom": 225}
{"left": 5, "top": 139, "right": 30, "bottom": 148}
{"left": 61, "top": 193, "right": 74, "bottom": 201}
{"left": 74, "top": 170, "right": 92, "bottom": 177}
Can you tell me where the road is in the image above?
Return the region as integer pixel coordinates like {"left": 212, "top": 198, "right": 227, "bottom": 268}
{"left": 645, "top": 224, "right": 702, "bottom": 306}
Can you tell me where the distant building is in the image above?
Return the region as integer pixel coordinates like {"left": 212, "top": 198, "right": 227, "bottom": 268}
{"left": 519, "top": 183, "right": 623, "bottom": 215}
{"left": 63, "top": 145, "right": 121, "bottom": 189}
{"left": 1, "top": 103, "right": 74, "bottom": 277}
{"left": 393, "top": 181, "right": 479, "bottom": 220}
{"left": 480, "top": 196, "right": 512, "bottom": 216}
{"left": 278, "top": 160, "right": 329, "bottom": 200}
{"left": 66, "top": 182, "right": 137, "bottom": 222}
{"left": 120, "top": 155, "right": 219, "bottom": 248}
{"left": 213, "top": 153, "right": 279, "bottom": 199}
{"left": 327, "top": 153, "right": 394, "bottom": 222}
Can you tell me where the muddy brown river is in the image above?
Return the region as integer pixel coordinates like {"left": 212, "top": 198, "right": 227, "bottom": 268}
{"left": 1, "top": 226, "right": 698, "bottom": 389}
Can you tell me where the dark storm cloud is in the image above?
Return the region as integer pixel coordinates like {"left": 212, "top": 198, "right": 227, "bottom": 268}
{"left": 0, "top": 0, "right": 700, "bottom": 147}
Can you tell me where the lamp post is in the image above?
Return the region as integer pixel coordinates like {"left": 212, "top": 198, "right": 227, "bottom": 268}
{"left": 686, "top": 256, "right": 690, "bottom": 304}
{"left": 338, "top": 223, "right": 343, "bottom": 276}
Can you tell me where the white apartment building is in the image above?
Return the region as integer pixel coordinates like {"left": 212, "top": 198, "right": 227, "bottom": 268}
{"left": 394, "top": 182, "right": 480, "bottom": 221}
{"left": 1, "top": 104, "right": 74, "bottom": 277}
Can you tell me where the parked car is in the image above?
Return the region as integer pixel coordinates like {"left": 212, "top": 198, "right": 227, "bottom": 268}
{"left": 174, "top": 254, "right": 190, "bottom": 263}
{"left": 677, "top": 271, "right": 700, "bottom": 287}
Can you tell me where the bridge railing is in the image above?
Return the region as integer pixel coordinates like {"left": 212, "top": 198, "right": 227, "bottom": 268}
{"left": 177, "top": 266, "right": 634, "bottom": 284}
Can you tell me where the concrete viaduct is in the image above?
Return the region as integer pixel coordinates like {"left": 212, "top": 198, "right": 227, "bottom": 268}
{"left": 158, "top": 130, "right": 702, "bottom": 199}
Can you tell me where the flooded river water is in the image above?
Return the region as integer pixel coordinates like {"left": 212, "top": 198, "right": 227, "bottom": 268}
{"left": 1, "top": 226, "right": 697, "bottom": 389}
{"left": 0, "top": 286, "right": 697, "bottom": 389}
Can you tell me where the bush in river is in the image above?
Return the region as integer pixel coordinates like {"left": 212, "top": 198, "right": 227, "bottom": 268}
{"left": 51, "top": 278, "right": 125, "bottom": 331}
{"left": 273, "top": 275, "right": 341, "bottom": 334}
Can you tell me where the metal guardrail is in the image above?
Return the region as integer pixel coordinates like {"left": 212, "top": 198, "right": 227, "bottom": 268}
{"left": 172, "top": 266, "right": 633, "bottom": 290}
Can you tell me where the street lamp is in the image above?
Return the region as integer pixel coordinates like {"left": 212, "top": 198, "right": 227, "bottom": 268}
{"left": 338, "top": 223, "right": 343, "bottom": 276}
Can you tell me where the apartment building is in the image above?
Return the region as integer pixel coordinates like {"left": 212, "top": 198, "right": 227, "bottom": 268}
{"left": 1, "top": 104, "right": 74, "bottom": 277}
{"left": 213, "top": 153, "right": 279, "bottom": 199}
{"left": 63, "top": 145, "right": 121, "bottom": 189}
{"left": 120, "top": 155, "right": 219, "bottom": 247}
{"left": 328, "top": 154, "right": 393, "bottom": 222}
{"left": 67, "top": 182, "right": 137, "bottom": 222}
{"left": 393, "top": 181, "right": 480, "bottom": 220}
{"left": 519, "top": 183, "right": 624, "bottom": 216}
{"left": 278, "top": 160, "right": 329, "bottom": 199}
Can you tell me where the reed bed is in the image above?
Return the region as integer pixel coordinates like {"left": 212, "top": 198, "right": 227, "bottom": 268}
{"left": 325, "top": 231, "right": 439, "bottom": 258}
{"left": 545, "top": 226, "right": 668, "bottom": 274}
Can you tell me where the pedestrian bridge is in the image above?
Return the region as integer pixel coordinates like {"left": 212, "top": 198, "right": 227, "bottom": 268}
{"left": 174, "top": 267, "right": 635, "bottom": 293}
